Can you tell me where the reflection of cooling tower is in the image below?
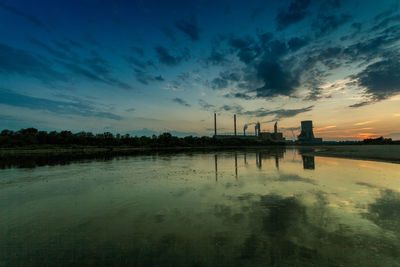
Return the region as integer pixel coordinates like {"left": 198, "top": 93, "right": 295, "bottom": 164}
{"left": 298, "top": 120, "right": 315, "bottom": 141}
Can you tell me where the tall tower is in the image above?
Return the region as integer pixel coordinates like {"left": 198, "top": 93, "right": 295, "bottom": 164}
{"left": 214, "top": 113, "right": 217, "bottom": 136}
{"left": 234, "top": 114, "right": 237, "bottom": 136}
{"left": 298, "top": 120, "right": 315, "bottom": 141}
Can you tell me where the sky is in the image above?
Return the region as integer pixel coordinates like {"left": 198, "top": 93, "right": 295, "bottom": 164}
{"left": 0, "top": 0, "right": 400, "bottom": 140}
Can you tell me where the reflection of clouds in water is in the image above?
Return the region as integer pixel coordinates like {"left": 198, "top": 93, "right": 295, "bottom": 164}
{"left": 366, "top": 189, "right": 400, "bottom": 235}
{"left": 210, "top": 192, "right": 400, "bottom": 266}
{"left": 278, "top": 174, "right": 316, "bottom": 185}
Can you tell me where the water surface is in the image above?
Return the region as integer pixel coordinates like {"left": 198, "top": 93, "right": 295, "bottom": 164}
{"left": 1, "top": 148, "right": 400, "bottom": 266}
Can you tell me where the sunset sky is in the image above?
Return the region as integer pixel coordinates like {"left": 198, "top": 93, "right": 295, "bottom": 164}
{"left": 1, "top": 0, "right": 399, "bottom": 140}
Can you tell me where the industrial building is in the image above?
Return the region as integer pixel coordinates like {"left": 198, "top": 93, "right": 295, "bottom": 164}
{"left": 297, "top": 120, "right": 323, "bottom": 144}
{"left": 213, "top": 113, "right": 285, "bottom": 143}
{"left": 212, "top": 113, "right": 325, "bottom": 145}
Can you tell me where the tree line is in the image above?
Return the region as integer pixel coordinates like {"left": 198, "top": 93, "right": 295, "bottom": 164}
{"left": 0, "top": 128, "right": 273, "bottom": 148}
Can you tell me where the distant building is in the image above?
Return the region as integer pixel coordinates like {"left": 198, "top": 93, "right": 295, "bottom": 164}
{"left": 258, "top": 121, "right": 285, "bottom": 142}
{"left": 298, "top": 120, "right": 322, "bottom": 144}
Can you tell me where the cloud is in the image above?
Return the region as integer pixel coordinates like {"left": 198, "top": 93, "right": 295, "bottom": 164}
{"left": 255, "top": 60, "right": 300, "bottom": 98}
{"left": 0, "top": 89, "right": 122, "bottom": 120}
{"left": 371, "top": 14, "right": 400, "bottom": 31}
{"left": 228, "top": 35, "right": 259, "bottom": 64}
{"left": 304, "top": 87, "right": 323, "bottom": 101}
{"left": 198, "top": 99, "right": 215, "bottom": 111}
{"left": 134, "top": 69, "right": 164, "bottom": 85}
{"left": 206, "top": 49, "right": 228, "bottom": 66}
{"left": 312, "top": 13, "right": 352, "bottom": 36}
{"left": 224, "top": 92, "right": 254, "bottom": 100}
{"left": 211, "top": 77, "right": 228, "bottom": 90}
{"left": 288, "top": 37, "right": 309, "bottom": 51}
{"left": 351, "top": 58, "right": 400, "bottom": 105}
{"left": 240, "top": 105, "right": 313, "bottom": 119}
{"left": 30, "top": 39, "right": 76, "bottom": 62}
{"left": 126, "top": 56, "right": 154, "bottom": 69}
{"left": 130, "top": 46, "right": 144, "bottom": 56}
{"left": 175, "top": 17, "right": 201, "bottom": 41}
{"left": 154, "top": 46, "right": 189, "bottom": 66}
{"left": 125, "top": 108, "right": 136, "bottom": 112}
{"left": 162, "top": 27, "right": 176, "bottom": 42}
{"left": 0, "top": 2, "right": 44, "bottom": 28}
{"left": 276, "top": 0, "right": 311, "bottom": 30}
{"left": 0, "top": 42, "right": 66, "bottom": 83}
{"left": 354, "top": 120, "right": 376, "bottom": 126}
{"left": 172, "top": 97, "right": 191, "bottom": 107}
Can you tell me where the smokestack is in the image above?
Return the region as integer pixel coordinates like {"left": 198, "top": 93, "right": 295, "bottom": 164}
{"left": 244, "top": 124, "right": 248, "bottom": 136}
{"left": 214, "top": 113, "right": 217, "bottom": 136}
{"left": 234, "top": 114, "right": 237, "bottom": 136}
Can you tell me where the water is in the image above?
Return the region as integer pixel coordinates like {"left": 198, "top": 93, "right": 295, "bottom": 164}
{"left": 1, "top": 148, "right": 400, "bottom": 266}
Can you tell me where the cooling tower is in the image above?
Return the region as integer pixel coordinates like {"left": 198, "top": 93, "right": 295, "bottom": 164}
{"left": 298, "top": 120, "right": 315, "bottom": 141}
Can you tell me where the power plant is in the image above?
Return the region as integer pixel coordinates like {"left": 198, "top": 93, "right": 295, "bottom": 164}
{"left": 212, "top": 114, "right": 322, "bottom": 144}
{"left": 213, "top": 113, "right": 285, "bottom": 143}
{"left": 297, "top": 120, "right": 323, "bottom": 144}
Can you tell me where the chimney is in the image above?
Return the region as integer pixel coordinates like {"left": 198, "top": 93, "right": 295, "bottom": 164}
{"left": 214, "top": 113, "right": 217, "bottom": 136}
{"left": 234, "top": 114, "right": 237, "bottom": 136}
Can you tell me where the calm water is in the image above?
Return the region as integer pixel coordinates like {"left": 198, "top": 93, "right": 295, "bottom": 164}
{"left": 1, "top": 148, "right": 400, "bottom": 266}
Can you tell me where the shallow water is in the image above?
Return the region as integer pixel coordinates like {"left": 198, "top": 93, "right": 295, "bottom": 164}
{"left": 1, "top": 148, "right": 400, "bottom": 266}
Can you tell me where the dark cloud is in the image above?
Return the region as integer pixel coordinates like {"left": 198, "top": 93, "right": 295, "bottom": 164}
{"left": 224, "top": 92, "right": 254, "bottom": 100}
{"left": 228, "top": 35, "right": 259, "bottom": 64}
{"left": 162, "top": 27, "right": 177, "bottom": 42}
{"left": 0, "top": 42, "right": 66, "bottom": 83}
{"left": 172, "top": 97, "right": 191, "bottom": 107}
{"left": 255, "top": 60, "right": 300, "bottom": 98}
{"left": 304, "top": 87, "right": 323, "bottom": 101}
{"left": 0, "top": 89, "right": 122, "bottom": 120}
{"left": 350, "top": 58, "right": 400, "bottom": 106}
{"left": 240, "top": 105, "right": 313, "bottom": 119}
{"left": 288, "top": 37, "right": 309, "bottom": 51}
{"left": 351, "top": 22, "right": 362, "bottom": 31}
{"left": 220, "top": 71, "right": 241, "bottom": 82}
{"left": 211, "top": 77, "right": 228, "bottom": 90}
{"left": 126, "top": 56, "right": 154, "bottom": 69}
{"left": 154, "top": 46, "right": 189, "bottom": 66}
{"left": 59, "top": 60, "right": 132, "bottom": 89}
{"left": 349, "top": 101, "right": 371, "bottom": 108}
{"left": 175, "top": 17, "right": 201, "bottom": 41}
{"left": 250, "top": 6, "right": 265, "bottom": 19}
{"left": 323, "top": 0, "right": 341, "bottom": 9}
{"left": 374, "top": 6, "right": 399, "bottom": 21}
{"left": 134, "top": 69, "right": 164, "bottom": 85}
{"left": 312, "top": 13, "right": 352, "bottom": 36}
{"left": 0, "top": 2, "right": 44, "bottom": 28}
{"left": 85, "top": 51, "right": 111, "bottom": 76}
{"left": 276, "top": 0, "right": 311, "bottom": 30}
{"left": 371, "top": 14, "right": 400, "bottom": 31}
{"left": 206, "top": 49, "right": 228, "bottom": 66}
{"left": 52, "top": 40, "right": 73, "bottom": 53}
{"left": 198, "top": 99, "right": 215, "bottom": 111}
{"left": 30, "top": 39, "right": 76, "bottom": 62}
{"left": 130, "top": 46, "right": 144, "bottom": 56}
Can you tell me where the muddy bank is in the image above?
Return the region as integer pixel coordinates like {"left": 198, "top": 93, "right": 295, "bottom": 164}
{"left": 298, "top": 145, "right": 400, "bottom": 164}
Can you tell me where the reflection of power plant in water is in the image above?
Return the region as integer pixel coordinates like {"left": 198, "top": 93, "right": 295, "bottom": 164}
{"left": 214, "top": 148, "right": 289, "bottom": 179}
{"left": 302, "top": 155, "right": 315, "bottom": 170}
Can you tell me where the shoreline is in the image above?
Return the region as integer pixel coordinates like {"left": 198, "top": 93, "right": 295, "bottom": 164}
{"left": 0, "top": 144, "right": 399, "bottom": 164}
{"left": 296, "top": 145, "right": 400, "bottom": 164}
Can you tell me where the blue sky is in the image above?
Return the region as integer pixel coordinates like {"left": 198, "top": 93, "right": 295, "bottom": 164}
{"left": 1, "top": 0, "right": 400, "bottom": 139}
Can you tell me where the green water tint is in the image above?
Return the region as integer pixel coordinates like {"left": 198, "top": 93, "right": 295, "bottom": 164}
{"left": 1, "top": 148, "right": 400, "bottom": 266}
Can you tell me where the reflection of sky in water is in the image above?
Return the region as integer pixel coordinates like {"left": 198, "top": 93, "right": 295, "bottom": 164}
{"left": 1, "top": 149, "right": 400, "bottom": 265}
